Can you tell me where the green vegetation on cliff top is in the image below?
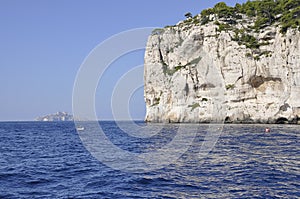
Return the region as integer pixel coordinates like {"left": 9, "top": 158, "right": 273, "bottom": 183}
{"left": 153, "top": 0, "right": 300, "bottom": 34}
{"left": 201, "top": 0, "right": 300, "bottom": 33}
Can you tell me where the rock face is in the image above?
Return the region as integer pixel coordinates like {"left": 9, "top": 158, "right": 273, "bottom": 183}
{"left": 144, "top": 15, "right": 300, "bottom": 124}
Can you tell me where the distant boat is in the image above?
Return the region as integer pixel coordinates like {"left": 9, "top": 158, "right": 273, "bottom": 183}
{"left": 76, "top": 126, "right": 85, "bottom": 131}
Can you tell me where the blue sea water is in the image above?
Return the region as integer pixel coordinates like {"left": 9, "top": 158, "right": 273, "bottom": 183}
{"left": 0, "top": 121, "right": 299, "bottom": 199}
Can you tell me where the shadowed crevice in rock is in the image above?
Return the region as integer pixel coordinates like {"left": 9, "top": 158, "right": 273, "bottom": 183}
{"left": 248, "top": 75, "right": 282, "bottom": 88}
{"left": 276, "top": 117, "right": 289, "bottom": 124}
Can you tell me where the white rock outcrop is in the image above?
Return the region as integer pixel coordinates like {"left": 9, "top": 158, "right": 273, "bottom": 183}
{"left": 144, "top": 15, "right": 300, "bottom": 123}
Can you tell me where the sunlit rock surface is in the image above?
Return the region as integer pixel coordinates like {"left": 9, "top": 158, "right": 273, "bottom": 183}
{"left": 144, "top": 15, "right": 300, "bottom": 123}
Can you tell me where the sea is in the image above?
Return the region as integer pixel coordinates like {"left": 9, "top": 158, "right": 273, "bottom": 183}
{"left": 0, "top": 121, "right": 299, "bottom": 199}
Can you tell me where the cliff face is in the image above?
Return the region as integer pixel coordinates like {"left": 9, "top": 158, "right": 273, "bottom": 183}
{"left": 144, "top": 15, "right": 300, "bottom": 123}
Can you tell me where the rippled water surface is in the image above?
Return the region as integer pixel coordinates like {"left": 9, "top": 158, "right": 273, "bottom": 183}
{"left": 0, "top": 121, "right": 299, "bottom": 198}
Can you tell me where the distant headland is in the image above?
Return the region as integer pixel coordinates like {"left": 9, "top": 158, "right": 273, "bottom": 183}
{"left": 36, "top": 112, "right": 73, "bottom": 122}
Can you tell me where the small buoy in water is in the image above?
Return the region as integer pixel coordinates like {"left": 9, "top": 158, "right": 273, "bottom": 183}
{"left": 265, "top": 128, "right": 270, "bottom": 133}
{"left": 76, "top": 126, "right": 85, "bottom": 131}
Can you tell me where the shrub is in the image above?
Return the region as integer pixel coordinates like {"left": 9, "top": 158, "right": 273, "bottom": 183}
{"left": 152, "top": 28, "right": 164, "bottom": 35}
{"left": 188, "top": 103, "right": 200, "bottom": 111}
{"left": 201, "top": 15, "right": 210, "bottom": 25}
{"left": 226, "top": 84, "right": 235, "bottom": 90}
{"left": 218, "top": 23, "right": 231, "bottom": 32}
{"left": 185, "top": 12, "right": 193, "bottom": 19}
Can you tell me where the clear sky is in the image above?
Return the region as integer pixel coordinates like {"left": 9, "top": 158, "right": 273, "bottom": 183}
{"left": 0, "top": 0, "right": 246, "bottom": 121}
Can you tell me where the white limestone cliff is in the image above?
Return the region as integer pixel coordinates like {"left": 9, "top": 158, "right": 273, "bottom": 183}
{"left": 144, "top": 15, "right": 300, "bottom": 123}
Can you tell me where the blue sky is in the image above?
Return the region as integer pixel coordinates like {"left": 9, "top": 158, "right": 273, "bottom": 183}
{"left": 0, "top": 0, "right": 246, "bottom": 121}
